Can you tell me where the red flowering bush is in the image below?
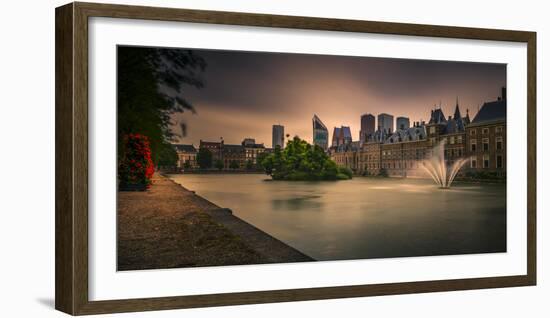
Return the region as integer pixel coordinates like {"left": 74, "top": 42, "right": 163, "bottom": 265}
{"left": 118, "top": 133, "right": 154, "bottom": 189}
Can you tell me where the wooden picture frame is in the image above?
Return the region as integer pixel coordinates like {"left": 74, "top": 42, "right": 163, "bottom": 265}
{"left": 55, "top": 2, "right": 536, "bottom": 315}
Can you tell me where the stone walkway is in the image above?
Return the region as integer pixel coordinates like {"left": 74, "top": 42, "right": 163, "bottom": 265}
{"left": 117, "top": 174, "right": 312, "bottom": 270}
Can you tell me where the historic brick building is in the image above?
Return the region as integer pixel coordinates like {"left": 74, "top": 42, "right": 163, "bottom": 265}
{"left": 242, "top": 138, "right": 266, "bottom": 165}
{"left": 465, "top": 89, "right": 506, "bottom": 174}
{"left": 195, "top": 138, "right": 266, "bottom": 170}
{"left": 330, "top": 89, "right": 506, "bottom": 178}
{"left": 173, "top": 144, "right": 197, "bottom": 170}
{"left": 199, "top": 140, "right": 224, "bottom": 163}
{"left": 222, "top": 144, "right": 246, "bottom": 169}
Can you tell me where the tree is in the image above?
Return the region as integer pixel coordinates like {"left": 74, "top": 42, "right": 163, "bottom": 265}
{"left": 156, "top": 142, "right": 178, "bottom": 167}
{"left": 183, "top": 161, "right": 192, "bottom": 170}
{"left": 117, "top": 46, "right": 206, "bottom": 165}
{"left": 258, "top": 136, "right": 351, "bottom": 181}
{"left": 229, "top": 160, "right": 240, "bottom": 169}
{"left": 245, "top": 159, "right": 254, "bottom": 170}
{"left": 214, "top": 159, "right": 224, "bottom": 171}
{"left": 196, "top": 148, "right": 213, "bottom": 169}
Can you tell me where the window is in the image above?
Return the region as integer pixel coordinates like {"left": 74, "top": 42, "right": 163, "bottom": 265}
{"left": 470, "top": 129, "right": 476, "bottom": 136}
{"left": 483, "top": 155, "right": 490, "bottom": 168}
{"left": 470, "top": 157, "right": 477, "bottom": 168}
{"left": 450, "top": 136, "right": 455, "bottom": 144}
{"left": 482, "top": 128, "right": 489, "bottom": 134}
{"left": 482, "top": 138, "right": 489, "bottom": 151}
{"left": 457, "top": 136, "right": 463, "bottom": 144}
{"left": 429, "top": 126, "right": 436, "bottom": 134}
{"left": 496, "top": 155, "right": 503, "bottom": 168}
{"left": 495, "top": 126, "right": 503, "bottom": 134}
{"left": 496, "top": 137, "right": 503, "bottom": 150}
{"left": 430, "top": 137, "right": 436, "bottom": 145}
{"left": 441, "top": 137, "right": 447, "bottom": 144}
{"left": 470, "top": 140, "right": 477, "bottom": 152}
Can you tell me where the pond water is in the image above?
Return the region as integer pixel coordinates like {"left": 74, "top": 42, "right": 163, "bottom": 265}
{"left": 170, "top": 174, "right": 506, "bottom": 261}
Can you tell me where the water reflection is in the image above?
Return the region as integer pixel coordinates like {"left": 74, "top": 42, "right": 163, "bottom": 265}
{"left": 170, "top": 174, "right": 506, "bottom": 261}
{"left": 272, "top": 195, "right": 324, "bottom": 211}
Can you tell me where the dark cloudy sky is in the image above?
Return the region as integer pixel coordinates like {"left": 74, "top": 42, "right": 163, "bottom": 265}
{"left": 170, "top": 48, "right": 506, "bottom": 147}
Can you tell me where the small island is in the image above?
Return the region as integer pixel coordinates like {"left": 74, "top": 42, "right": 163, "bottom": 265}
{"left": 257, "top": 136, "right": 353, "bottom": 181}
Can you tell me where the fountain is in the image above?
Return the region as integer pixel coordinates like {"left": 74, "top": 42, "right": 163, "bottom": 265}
{"left": 421, "top": 140, "right": 468, "bottom": 189}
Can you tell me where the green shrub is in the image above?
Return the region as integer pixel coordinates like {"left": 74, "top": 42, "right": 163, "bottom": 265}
{"left": 336, "top": 173, "right": 351, "bottom": 180}
{"left": 338, "top": 167, "right": 353, "bottom": 179}
{"left": 258, "top": 136, "right": 350, "bottom": 181}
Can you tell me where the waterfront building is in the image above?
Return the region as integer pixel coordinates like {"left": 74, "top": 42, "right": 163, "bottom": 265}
{"left": 465, "top": 88, "right": 506, "bottom": 173}
{"left": 330, "top": 88, "right": 506, "bottom": 178}
{"left": 330, "top": 141, "right": 360, "bottom": 170}
{"left": 272, "top": 125, "right": 285, "bottom": 149}
{"left": 223, "top": 144, "right": 246, "bottom": 169}
{"left": 173, "top": 144, "right": 197, "bottom": 170}
{"left": 199, "top": 138, "right": 266, "bottom": 170}
{"left": 360, "top": 114, "right": 375, "bottom": 143}
{"left": 242, "top": 138, "right": 266, "bottom": 165}
{"left": 396, "top": 117, "right": 410, "bottom": 130}
{"left": 378, "top": 113, "right": 394, "bottom": 134}
{"left": 199, "top": 139, "right": 223, "bottom": 163}
{"left": 312, "top": 114, "right": 329, "bottom": 150}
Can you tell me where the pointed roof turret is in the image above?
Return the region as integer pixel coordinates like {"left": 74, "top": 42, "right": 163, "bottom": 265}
{"left": 463, "top": 108, "right": 471, "bottom": 125}
{"left": 453, "top": 97, "right": 462, "bottom": 120}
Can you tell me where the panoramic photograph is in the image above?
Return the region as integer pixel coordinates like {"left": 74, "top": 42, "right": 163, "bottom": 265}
{"left": 116, "top": 45, "right": 507, "bottom": 271}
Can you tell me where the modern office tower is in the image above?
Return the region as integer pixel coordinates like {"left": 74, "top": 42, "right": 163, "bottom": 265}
{"left": 312, "top": 114, "right": 329, "bottom": 150}
{"left": 332, "top": 126, "right": 352, "bottom": 147}
{"left": 378, "top": 113, "right": 394, "bottom": 134}
{"left": 272, "top": 124, "right": 285, "bottom": 149}
{"left": 396, "top": 117, "right": 410, "bottom": 130}
{"left": 340, "top": 126, "right": 352, "bottom": 144}
{"left": 360, "top": 113, "right": 375, "bottom": 142}
{"left": 332, "top": 127, "right": 341, "bottom": 147}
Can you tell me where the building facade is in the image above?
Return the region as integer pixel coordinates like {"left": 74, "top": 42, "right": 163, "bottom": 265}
{"left": 396, "top": 117, "right": 410, "bottom": 130}
{"left": 378, "top": 113, "right": 394, "bottom": 134}
{"left": 222, "top": 144, "right": 246, "bottom": 169}
{"left": 197, "top": 138, "right": 266, "bottom": 170}
{"left": 242, "top": 138, "right": 266, "bottom": 165}
{"left": 330, "top": 89, "right": 506, "bottom": 178}
{"left": 360, "top": 113, "right": 375, "bottom": 143}
{"left": 465, "top": 91, "right": 506, "bottom": 173}
{"left": 331, "top": 127, "right": 341, "bottom": 147}
{"left": 174, "top": 144, "right": 197, "bottom": 170}
{"left": 199, "top": 140, "right": 223, "bottom": 163}
{"left": 312, "top": 114, "right": 329, "bottom": 150}
{"left": 332, "top": 125, "right": 352, "bottom": 147}
{"left": 272, "top": 124, "right": 285, "bottom": 149}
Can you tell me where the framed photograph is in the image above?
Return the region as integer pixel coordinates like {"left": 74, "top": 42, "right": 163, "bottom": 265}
{"left": 55, "top": 2, "right": 536, "bottom": 315}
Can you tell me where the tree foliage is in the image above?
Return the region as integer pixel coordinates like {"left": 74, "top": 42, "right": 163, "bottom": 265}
{"left": 259, "top": 136, "right": 352, "bottom": 181}
{"left": 196, "top": 148, "right": 213, "bottom": 169}
{"left": 229, "top": 160, "right": 240, "bottom": 169}
{"left": 183, "top": 161, "right": 192, "bottom": 170}
{"left": 214, "top": 159, "right": 224, "bottom": 171}
{"left": 117, "top": 46, "right": 206, "bottom": 166}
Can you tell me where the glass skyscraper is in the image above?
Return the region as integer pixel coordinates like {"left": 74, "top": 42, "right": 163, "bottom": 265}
{"left": 312, "top": 114, "right": 329, "bottom": 150}
{"left": 272, "top": 124, "right": 285, "bottom": 149}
